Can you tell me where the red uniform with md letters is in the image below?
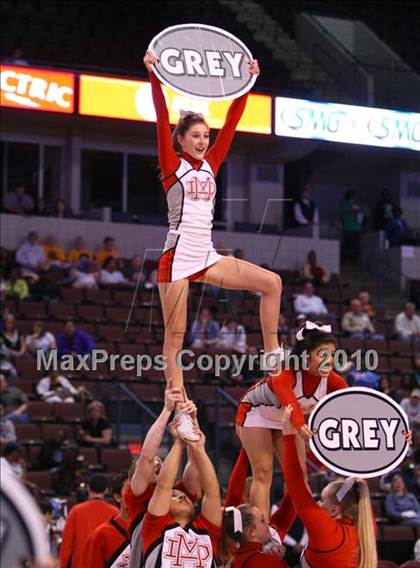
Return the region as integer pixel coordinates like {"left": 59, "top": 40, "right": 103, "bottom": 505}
{"left": 141, "top": 512, "right": 220, "bottom": 568}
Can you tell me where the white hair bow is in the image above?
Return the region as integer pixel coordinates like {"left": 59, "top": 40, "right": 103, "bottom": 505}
{"left": 296, "top": 321, "right": 332, "bottom": 342}
{"left": 179, "top": 109, "right": 204, "bottom": 119}
{"left": 336, "top": 477, "right": 357, "bottom": 502}
{"left": 225, "top": 506, "right": 243, "bottom": 533}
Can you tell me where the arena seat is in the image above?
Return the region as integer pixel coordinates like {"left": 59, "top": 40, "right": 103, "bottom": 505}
{"left": 49, "top": 302, "right": 77, "bottom": 321}
{"left": 400, "top": 562, "right": 420, "bottom": 568}
{"left": 100, "top": 448, "right": 132, "bottom": 473}
{"left": 388, "top": 340, "right": 413, "bottom": 356}
{"left": 59, "top": 287, "right": 85, "bottom": 303}
{"left": 79, "top": 447, "right": 99, "bottom": 466}
{"left": 377, "top": 561, "right": 399, "bottom": 568}
{"left": 381, "top": 525, "right": 416, "bottom": 541}
{"left": 28, "top": 402, "right": 53, "bottom": 423}
{"left": 52, "top": 403, "right": 86, "bottom": 423}
{"left": 77, "top": 304, "right": 106, "bottom": 322}
{"left": 42, "top": 423, "right": 76, "bottom": 441}
{"left": 85, "top": 288, "right": 112, "bottom": 305}
{"left": 26, "top": 471, "right": 52, "bottom": 492}
{"left": 15, "top": 359, "right": 43, "bottom": 381}
{"left": 14, "top": 423, "right": 41, "bottom": 444}
{"left": 20, "top": 301, "right": 47, "bottom": 319}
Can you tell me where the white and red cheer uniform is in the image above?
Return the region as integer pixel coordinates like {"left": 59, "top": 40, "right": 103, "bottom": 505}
{"left": 141, "top": 512, "right": 220, "bottom": 568}
{"left": 236, "top": 369, "right": 348, "bottom": 430}
{"left": 149, "top": 70, "right": 248, "bottom": 282}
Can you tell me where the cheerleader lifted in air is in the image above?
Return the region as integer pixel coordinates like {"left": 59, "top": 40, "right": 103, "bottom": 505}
{"left": 143, "top": 50, "right": 283, "bottom": 440}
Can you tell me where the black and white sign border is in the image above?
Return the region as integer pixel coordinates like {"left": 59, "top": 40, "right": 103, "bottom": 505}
{"left": 308, "top": 387, "right": 410, "bottom": 478}
{"left": 149, "top": 23, "right": 257, "bottom": 101}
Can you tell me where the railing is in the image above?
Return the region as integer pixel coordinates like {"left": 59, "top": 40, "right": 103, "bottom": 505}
{"left": 377, "top": 258, "right": 412, "bottom": 299}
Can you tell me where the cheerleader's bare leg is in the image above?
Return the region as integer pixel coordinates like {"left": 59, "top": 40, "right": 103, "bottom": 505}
{"left": 237, "top": 425, "right": 274, "bottom": 519}
{"left": 158, "top": 279, "right": 189, "bottom": 390}
{"left": 197, "top": 257, "right": 282, "bottom": 354}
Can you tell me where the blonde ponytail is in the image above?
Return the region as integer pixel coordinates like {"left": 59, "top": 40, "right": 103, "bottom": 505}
{"left": 355, "top": 479, "right": 377, "bottom": 568}
{"left": 328, "top": 478, "right": 377, "bottom": 568}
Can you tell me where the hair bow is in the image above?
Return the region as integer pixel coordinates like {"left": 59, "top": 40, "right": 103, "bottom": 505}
{"left": 336, "top": 477, "right": 357, "bottom": 502}
{"left": 225, "top": 506, "right": 243, "bottom": 533}
{"left": 179, "top": 109, "right": 204, "bottom": 119}
{"left": 296, "top": 321, "right": 332, "bottom": 342}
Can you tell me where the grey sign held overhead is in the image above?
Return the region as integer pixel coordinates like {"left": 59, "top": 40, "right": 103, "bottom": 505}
{"left": 308, "top": 387, "right": 410, "bottom": 478}
{"left": 149, "top": 24, "right": 257, "bottom": 100}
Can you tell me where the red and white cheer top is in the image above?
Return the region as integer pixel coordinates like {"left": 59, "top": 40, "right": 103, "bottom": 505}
{"left": 141, "top": 512, "right": 220, "bottom": 568}
{"left": 236, "top": 369, "right": 348, "bottom": 430}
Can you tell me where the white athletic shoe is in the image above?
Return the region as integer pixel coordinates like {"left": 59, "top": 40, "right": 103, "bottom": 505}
{"left": 262, "top": 526, "right": 283, "bottom": 557}
{"left": 262, "top": 345, "right": 286, "bottom": 374}
{"left": 175, "top": 411, "right": 200, "bottom": 442}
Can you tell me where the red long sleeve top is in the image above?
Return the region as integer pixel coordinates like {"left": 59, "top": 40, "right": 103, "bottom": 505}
{"left": 149, "top": 70, "right": 248, "bottom": 190}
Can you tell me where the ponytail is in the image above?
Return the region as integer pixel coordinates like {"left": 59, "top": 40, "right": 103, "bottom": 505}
{"left": 219, "top": 504, "right": 254, "bottom": 564}
{"left": 328, "top": 478, "right": 377, "bottom": 568}
{"left": 355, "top": 480, "right": 377, "bottom": 568}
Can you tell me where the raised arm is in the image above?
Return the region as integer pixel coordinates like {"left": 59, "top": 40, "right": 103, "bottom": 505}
{"left": 282, "top": 407, "right": 343, "bottom": 550}
{"left": 269, "top": 373, "right": 309, "bottom": 436}
{"left": 187, "top": 428, "right": 222, "bottom": 527}
{"left": 144, "top": 50, "right": 180, "bottom": 182}
{"left": 224, "top": 447, "right": 249, "bottom": 507}
{"left": 147, "top": 438, "right": 185, "bottom": 516}
{"left": 131, "top": 386, "right": 183, "bottom": 495}
{"left": 206, "top": 59, "right": 259, "bottom": 175}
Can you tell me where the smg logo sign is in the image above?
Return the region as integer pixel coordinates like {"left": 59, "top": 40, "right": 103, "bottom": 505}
{"left": 308, "top": 387, "right": 410, "bottom": 478}
{"left": 275, "top": 97, "right": 420, "bottom": 152}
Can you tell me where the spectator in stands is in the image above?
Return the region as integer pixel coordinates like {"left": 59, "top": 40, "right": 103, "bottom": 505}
{"left": 56, "top": 320, "right": 96, "bottom": 357}
{"left": 95, "top": 237, "right": 120, "bottom": 266}
{"left": 395, "top": 302, "right": 420, "bottom": 341}
{"left": 401, "top": 389, "right": 420, "bottom": 432}
{"left": 341, "top": 299, "right": 382, "bottom": 339}
{"left": 70, "top": 255, "right": 99, "bottom": 289}
{"left": 340, "top": 189, "right": 364, "bottom": 262}
{"left": 0, "top": 442, "right": 24, "bottom": 477}
{"left": 189, "top": 307, "right": 221, "bottom": 349}
{"left": 293, "top": 282, "right": 330, "bottom": 320}
{"left": 53, "top": 198, "right": 73, "bottom": 219}
{"left": 79, "top": 400, "right": 112, "bottom": 446}
{"left": 1, "top": 314, "right": 26, "bottom": 359}
{"left": 0, "top": 402, "right": 16, "bottom": 443}
{"left": 34, "top": 197, "right": 49, "bottom": 216}
{"left": 219, "top": 316, "right": 247, "bottom": 354}
{"left": 385, "top": 474, "right": 420, "bottom": 526}
{"left": 0, "top": 373, "right": 29, "bottom": 423}
{"left": 15, "top": 231, "right": 47, "bottom": 274}
{"left": 377, "top": 376, "right": 402, "bottom": 403}
{"left": 380, "top": 456, "right": 420, "bottom": 500}
{"left": 302, "top": 250, "right": 330, "bottom": 285}
{"left": 358, "top": 290, "right": 376, "bottom": 319}
{"left": 99, "top": 256, "right": 129, "bottom": 286}
{"left": 36, "top": 371, "right": 78, "bottom": 403}
{"left": 386, "top": 206, "right": 413, "bottom": 246}
{"left": 59, "top": 473, "right": 119, "bottom": 568}
{"left": 4, "top": 46, "right": 29, "bottom": 66}
{"left": 5, "top": 266, "right": 30, "bottom": 300}
{"left": 124, "top": 254, "right": 145, "bottom": 286}
{"left": 293, "top": 184, "right": 319, "bottom": 226}
{"left": 25, "top": 322, "right": 56, "bottom": 356}
{"left": 67, "top": 237, "right": 93, "bottom": 264}
{"left": 373, "top": 188, "right": 396, "bottom": 230}
{"left": 43, "top": 234, "right": 68, "bottom": 267}
{"left": 2, "top": 182, "right": 34, "bottom": 214}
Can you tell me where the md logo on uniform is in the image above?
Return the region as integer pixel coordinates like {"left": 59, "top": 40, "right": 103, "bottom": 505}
{"left": 308, "top": 387, "right": 410, "bottom": 478}
{"left": 149, "top": 23, "right": 257, "bottom": 100}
